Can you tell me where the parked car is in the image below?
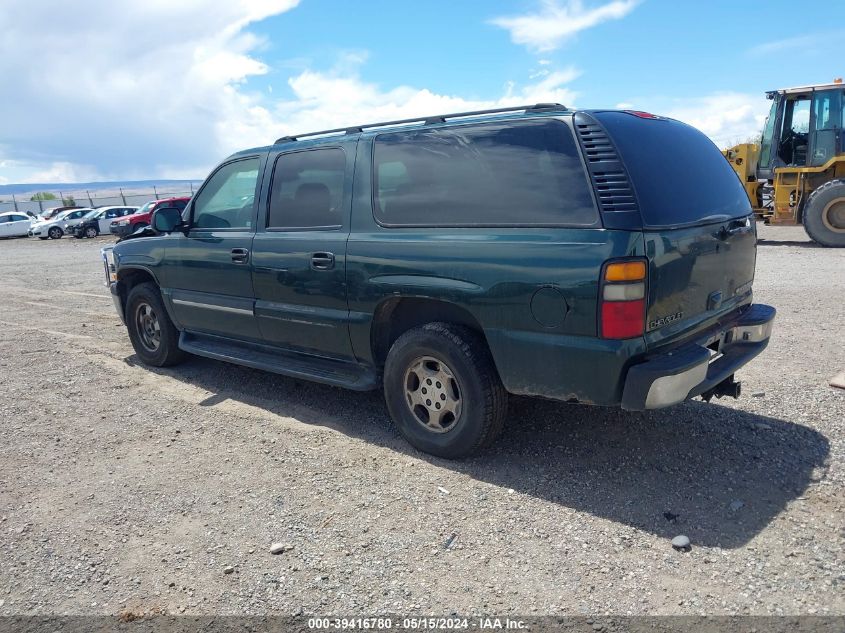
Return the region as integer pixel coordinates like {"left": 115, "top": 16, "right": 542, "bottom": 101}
{"left": 0, "top": 212, "right": 34, "bottom": 238}
{"left": 39, "top": 205, "right": 81, "bottom": 221}
{"left": 110, "top": 197, "right": 190, "bottom": 238}
{"left": 29, "top": 208, "right": 93, "bottom": 239}
{"left": 103, "top": 104, "right": 775, "bottom": 458}
{"left": 73, "top": 206, "right": 138, "bottom": 238}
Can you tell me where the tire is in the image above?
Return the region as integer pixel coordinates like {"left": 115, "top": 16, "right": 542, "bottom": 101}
{"left": 85, "top": 226, "right": 98, "bottom": 238}
{"left": 132, "top": 222, "right": 148, "bottom": 232}
{"left": 383, "top": 322, "right": 507, "bottom": 459}
{"left": 48, "top": 226, "right": 63, "bottom": 239}
{"left": 38, "top": 237, "right": 49, "bottom": 240}
{"left": 803, "top": 179, "right": 845, "bottom": 247}
{"left": 125, "top": 282, "right": 186, "bottom": 367}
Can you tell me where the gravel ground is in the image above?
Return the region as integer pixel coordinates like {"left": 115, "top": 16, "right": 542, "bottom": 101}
{"left": 0, "top": 225, "right": 843, "bottom": 618}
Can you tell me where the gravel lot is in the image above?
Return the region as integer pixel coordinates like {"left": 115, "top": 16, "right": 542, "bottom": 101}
{"left": 0, "top": 225, "right": 843, "bottom": 618}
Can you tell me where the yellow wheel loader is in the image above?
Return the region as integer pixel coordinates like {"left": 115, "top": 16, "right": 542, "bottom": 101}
{"left": 723, "top": 79, "right": 845, "bottom": 247}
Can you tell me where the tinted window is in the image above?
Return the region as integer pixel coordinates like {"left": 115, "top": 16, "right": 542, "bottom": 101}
{"left": 268, "top": 149, "right": 346, "bottom": 229}
{"left": 11, "top": 214, "right": 28, "bottom": 221}
{"left": 596, "top": 112, "right": 751, "bottom": 227}
{"left": 192, "top": 158, "right": 260, "bottom": 230}
{"left": 373, "top": 120, "right": 596, "bottom": 227}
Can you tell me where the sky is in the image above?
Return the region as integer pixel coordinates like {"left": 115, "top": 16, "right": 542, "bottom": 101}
{"left": 1, "top": 0, "right": 843, "bottom": 184}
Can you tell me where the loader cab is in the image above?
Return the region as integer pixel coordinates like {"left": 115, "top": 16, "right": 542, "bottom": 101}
{"left": 758, "top": 83, "right": 845, "bottom": 179}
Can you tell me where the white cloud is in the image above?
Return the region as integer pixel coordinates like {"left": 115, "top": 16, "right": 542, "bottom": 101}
{"left": 491, "top": 0, "right": 639, "bottom": 53}
{"left": 747, "top": 31, "right": 845, "bottom": 57}
{"left": 270, "top": 65, "right": 579, "bottom": 140}
{"left": 0, "top": 0, "right": 300, "bottom": 183}
{"left": 0, "top": 1, "right": 582, "bottom": 184}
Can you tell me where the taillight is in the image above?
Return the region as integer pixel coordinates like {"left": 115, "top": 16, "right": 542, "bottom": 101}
{"left": 600, "top": 259, "right": 647, "bottom": 339}
{"left": 625, "top": 110, "right": 662, "bottom": 119}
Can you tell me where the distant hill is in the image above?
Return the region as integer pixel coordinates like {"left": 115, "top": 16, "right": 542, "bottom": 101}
{"left": 0, "top": 179, "right": 202, "bottom": 197}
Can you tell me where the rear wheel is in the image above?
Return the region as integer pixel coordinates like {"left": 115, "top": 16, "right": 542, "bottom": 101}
{"left": 125, "top": 282, "right": 186, "bottom": 367}
{"left": 383, "top": 323, "right": 506, "bottom": 459}
{"left": 48, "top": 226, "right": 63, "bottom": 239}
{"left": 804, "top": 179, "right": 845, "bottom": 247}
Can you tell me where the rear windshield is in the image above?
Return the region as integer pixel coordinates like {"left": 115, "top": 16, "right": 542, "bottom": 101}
{"left": 595, "top": 112, "right": 751, "bottom": 228}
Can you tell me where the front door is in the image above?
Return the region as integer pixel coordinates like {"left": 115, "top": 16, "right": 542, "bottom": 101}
{"left": 251, "top": 144, "right": 355, "bottom": 359}
{"left": 161, "top": 155, "right": 264, "bottom": 342}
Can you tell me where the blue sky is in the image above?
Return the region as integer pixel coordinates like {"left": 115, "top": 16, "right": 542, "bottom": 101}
{"left": 1, "top": 0, "right": 843, "bottom": 183}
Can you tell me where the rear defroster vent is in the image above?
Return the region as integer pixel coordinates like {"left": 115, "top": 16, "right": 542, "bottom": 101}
{"left": 574, "top": 112, "right": 640, "bottom": 223}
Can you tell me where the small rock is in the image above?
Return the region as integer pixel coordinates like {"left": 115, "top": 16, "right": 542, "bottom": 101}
{"left": 663, "top": 511, "right": 679, "bottom": 523}
{"left": 223, "top": 566, "right": 234, "bottom": 575}
{"left": 270, "top": 543, "right": 294, "bottom": 555}
{"left": 751, "top": 391, "right": 765, "bottom": 398}
{"left": 671, "top": 535, "right": 691, "bottom": 551}
{"left": 437, "top": 486, "right": 450, "bottom": 495}
{"left": 593, "top": 624, "right": 603, "bottom": 632}
{"left": 729, "top": 500, "right": 745, "bottom": 512}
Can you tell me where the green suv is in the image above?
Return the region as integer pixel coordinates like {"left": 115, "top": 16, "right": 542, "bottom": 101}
{"left": 102, "top": 104, "right": 775, "bottom": 458}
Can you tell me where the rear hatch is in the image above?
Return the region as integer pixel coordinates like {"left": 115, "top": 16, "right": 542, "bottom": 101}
{"left": 593, "top": 111, "right": 757, "bottom": 349}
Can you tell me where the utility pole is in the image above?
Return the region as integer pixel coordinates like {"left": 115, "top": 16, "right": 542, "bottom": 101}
{"left": 120, "top": 188, "right": 127, "bottom": 205}
{"left": 11, "top": 193, "right": 18, "bottom": 212}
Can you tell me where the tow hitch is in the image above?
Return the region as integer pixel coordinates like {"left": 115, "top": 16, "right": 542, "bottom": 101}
{"left": 701, "top": 374, "right": 742, "bottom": 402}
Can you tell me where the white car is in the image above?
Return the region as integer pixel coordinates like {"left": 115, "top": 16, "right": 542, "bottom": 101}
{"left": 29, "top": 208, "right": 94, "bottom": 239}
{"left": 72, "top": 206, "right": 138, "bottom": 238}
{"left": 0, "top": 212, "right": 34, "bottom": 238}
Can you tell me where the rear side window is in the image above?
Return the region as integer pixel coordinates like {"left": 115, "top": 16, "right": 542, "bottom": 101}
{"left": 373, "top": 119, "right": 597, "bottom": 227}
{"left": 268, "top": 149, "right": 346, "bottom": 229}
{"left": 595, "top": 112, "right": 751, "bottom": 227}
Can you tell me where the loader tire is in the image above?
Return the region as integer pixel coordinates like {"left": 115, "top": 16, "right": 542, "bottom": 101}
{"left": 804, "top": 179, "right": 845, "bottom": 247}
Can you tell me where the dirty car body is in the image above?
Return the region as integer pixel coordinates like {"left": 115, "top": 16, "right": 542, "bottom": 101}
{"left": 103, "top": 104, "right": 775, "bottom": 458}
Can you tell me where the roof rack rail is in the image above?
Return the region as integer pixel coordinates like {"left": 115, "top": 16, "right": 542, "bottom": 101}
{"left": 272, "top": 103, "right": 566, "bottom": 145}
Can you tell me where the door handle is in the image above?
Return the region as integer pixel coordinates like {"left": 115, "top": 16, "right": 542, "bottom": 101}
{"left": 311, "top": 252, "right": 335, "bottom": 270}
{"left": 231, "top": 248, "right": 250, "bottom": 263}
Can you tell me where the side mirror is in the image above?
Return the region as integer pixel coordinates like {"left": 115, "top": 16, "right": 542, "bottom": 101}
{"left": 151, "top": 207, "right": 185, "bottom": 234}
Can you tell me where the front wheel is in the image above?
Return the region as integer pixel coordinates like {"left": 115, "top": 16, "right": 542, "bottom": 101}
{"left": 383, "top": 323, "right": 507, "bottom": 459}
{"left": 125, "top": 282, "right": 186, "bottom": 367}
{"left": 804, "top": 179, "right": 845, "bottom": 247}
{"left": 48, "top": 227, "right": 63, "bottom": 239}
{"left": 85, "top": 226, "right": 98, "bottom": 238}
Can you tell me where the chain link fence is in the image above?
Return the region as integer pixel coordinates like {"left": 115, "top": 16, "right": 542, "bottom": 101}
{"left": 0, "top": 183, "right": 201, "bottom": 215}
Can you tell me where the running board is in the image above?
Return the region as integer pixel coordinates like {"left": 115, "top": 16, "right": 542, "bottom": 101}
{"left": 179, "top": 332, "right": 379, "bottom": 391}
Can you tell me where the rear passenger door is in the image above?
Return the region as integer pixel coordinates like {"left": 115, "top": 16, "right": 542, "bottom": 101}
{"left": 251, "top": 143, "right": 356, "bottom": 359}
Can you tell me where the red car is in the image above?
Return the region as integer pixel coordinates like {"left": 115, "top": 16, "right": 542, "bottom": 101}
{"left": 110, "top": 197, "right": 190, "bottom": 238}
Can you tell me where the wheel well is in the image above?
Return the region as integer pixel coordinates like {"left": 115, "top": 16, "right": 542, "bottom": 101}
{"left": 116, "top": 268, "right": 157, "bottom": 311}
{"left": 370, "top": 297, "right": 487, "bottom": 366}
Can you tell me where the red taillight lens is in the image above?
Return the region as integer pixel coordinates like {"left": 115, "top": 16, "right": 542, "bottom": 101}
{"left": 600, "top": 258, "right": 647, "bottom": 339}
{"left": 601, "top": 299, "right": 645, "bottom": 339}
